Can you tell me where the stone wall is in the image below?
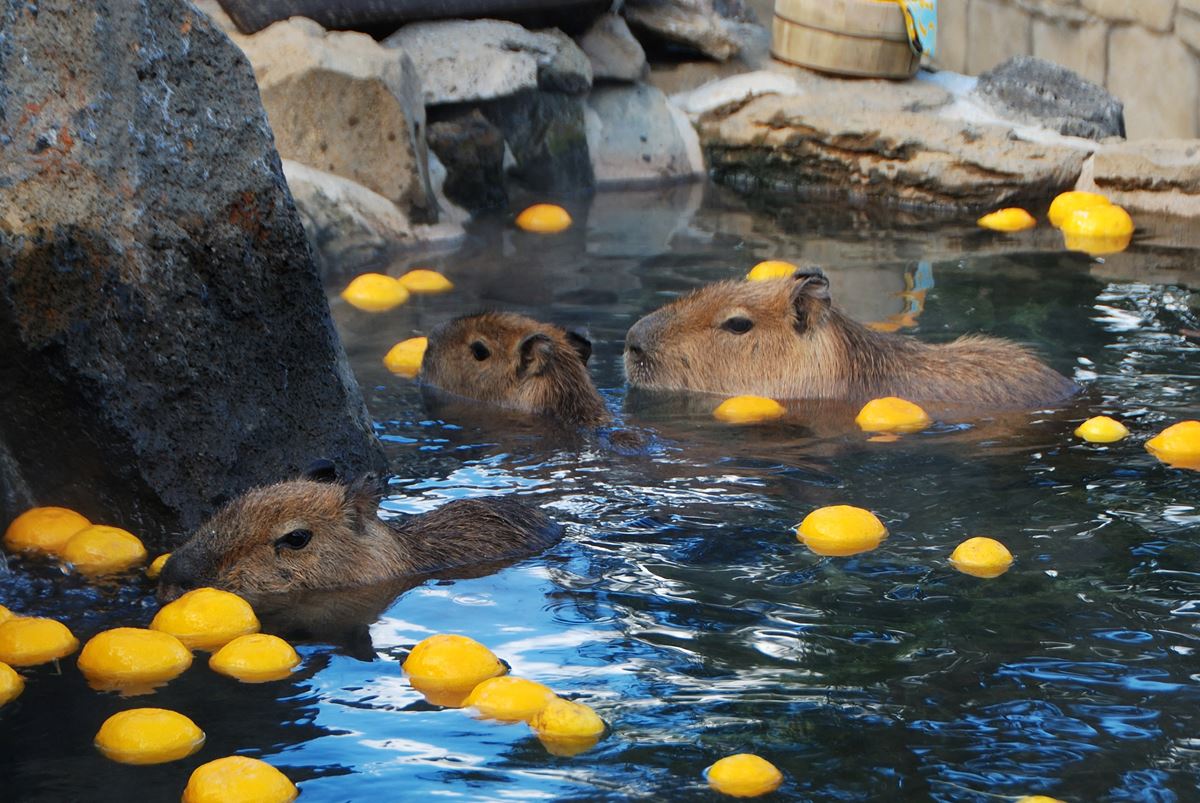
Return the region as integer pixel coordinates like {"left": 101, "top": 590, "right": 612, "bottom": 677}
{"left": 933, "top": 0, "right": 1200, "bottom": 139}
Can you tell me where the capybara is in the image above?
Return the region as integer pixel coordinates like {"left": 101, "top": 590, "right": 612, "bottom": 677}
{"left": 624, "top": 268, "right": 1078, "bottom": 408}
{"left": 420, "top": 312, "right": 610, "bottom": 426}
{"left": 157, "top": 467, "right": 563, "bottom": 598}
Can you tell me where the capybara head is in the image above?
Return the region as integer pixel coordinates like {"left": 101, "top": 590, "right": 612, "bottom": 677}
{"left": 624, "top": 268, "right": 837, "bottom": 397}
{"left": 158, "top": 468, "right": 394, "bottom": 599}
{"left": 420, "top": 311, "right": 609, "bottom": 425}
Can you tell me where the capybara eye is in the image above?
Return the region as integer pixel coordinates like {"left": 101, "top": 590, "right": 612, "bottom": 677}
{"left": 470, "top": 341, "right": 491, "bottom": 361}
{"left": 275, "top": 529, "right": 313, "bottom": 551}
{"left": 722, "top": 317, "right": 754, "bottom": 334}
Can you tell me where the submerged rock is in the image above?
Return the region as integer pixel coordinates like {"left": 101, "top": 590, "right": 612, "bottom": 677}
{"left": 578, "top": 13, "right": 647, "bottom": 83}
{"left": 480, "top": 90, "right": 595, "bottom": 193}
{"left": 0, "top": 0, "right": 385, "bottom": 533}
{"left": 585, "top": 84, "right": 704, "bottom": 187}
{"left": 384, "top": 19, "right": 592, "bottom": 105}
{"left": 234, "top": 17, "right": 435, "bottom": 221}
{"left": 427, "top": 110, "right": 510, "bottom": 212}
{"left": 623, "top": 0, "right": 763, "bottom": 62}
{"left": 974, "top": 56, "right": 1125, "bottom": 141}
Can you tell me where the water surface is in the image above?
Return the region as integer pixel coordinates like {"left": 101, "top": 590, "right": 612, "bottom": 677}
{"left": 3, "top": 184, "right": 1199, "bottom": 801}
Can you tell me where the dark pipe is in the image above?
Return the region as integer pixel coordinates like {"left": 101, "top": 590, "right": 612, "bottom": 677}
{"left": 218, "top": 0, "right": 607, "bottom": 36}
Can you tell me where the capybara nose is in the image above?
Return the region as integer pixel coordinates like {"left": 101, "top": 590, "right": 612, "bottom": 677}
{"left": 156, "top": 554, "right": 200, "bottom": 601}
{"left": 625, "top": 315, "right": 655, "bottom": 357}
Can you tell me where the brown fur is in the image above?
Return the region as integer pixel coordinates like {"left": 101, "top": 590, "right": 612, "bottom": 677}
{"left": 624, "top": 270, "right": 1078, "bottom": 408}
{"left": 420, "top": 312, "right": 610, "bottom": 426}
{"left": 157, "top": 478, "right": 563, "bottom": 598}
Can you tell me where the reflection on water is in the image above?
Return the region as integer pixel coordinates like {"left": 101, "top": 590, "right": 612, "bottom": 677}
{"left": 3, "top": 185, "right": 1199, "bottom": 801}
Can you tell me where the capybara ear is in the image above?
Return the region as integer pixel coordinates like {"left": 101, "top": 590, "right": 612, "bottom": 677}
{"left": 343, "top": 473, "right": 385, "bottom": 532}
{"left": 565, "top": 329, "right": 593, "bottom": 364}
{"left": 517, "top": 332, "right": 555, "bottom": 377}
{"left": 789, "top": 268, "right": 831, "bottom": 331}
{"left": 304, "top": 458, "right": 339, "bottom": 484}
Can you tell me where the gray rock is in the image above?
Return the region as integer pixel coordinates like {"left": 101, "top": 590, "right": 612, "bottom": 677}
{"left": 623, "top": 0, "right": 763, "bottom": 62}
{"left": 427, "top": 110, "right": 510, "bottom": 212}
{"left": 585, "top": 83, "right": 705, "bottom": 187}
{"left": 700, "top": 93, "right": 1088, "bottom": 210}
{"left": 0, "top": 0, "right": 384, "bottom": 535}
{"left": 974, "top": 56, "right": 1126, "bottom": 141}
{"left": 384, "top": 19, "right": 592, "bottom": 105}
{"left": 234, "top": 17, "right": 435, "bottom": 221}
{"left": 480, "top": 91, "right": 595, "bottom": 192}
{"left": 578, "top": 13, "right": 647, "bottom": 83}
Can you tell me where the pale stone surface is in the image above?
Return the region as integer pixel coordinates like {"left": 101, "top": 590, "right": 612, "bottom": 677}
{"left": 1183, "top": 0, "right": 1200, "bottom": 14}
{"left": 935, "top": 0, "right": 970, "bottom": 74}
{"left": 624, "top": 0, "right": 763, "bottom": 62}
{"left": 1178, "top": 12, "right": 1200, "bottom": 52}
{"left": 1080, "top": 0, "right": 1177, "bottom": 32}
{"left": 1108, "top": 25, "right": 1199, "bottom": 138}
{"left": 1032, "top": 16, "right": 1108, "bottom": 85}
{"left": 236, "top": 18, "right": 433, "bottom": 219}
{"left": 1076, "top": 152, "right": 1200, "bottom": 216}
{"left": 585, "top": 84, "right": 705, "bottom": 187}
{"left": 699, "top": 92, "right": 1088, "bottom": 209}
{"left": 384, "top": 19, "right": 591, "bottom": 105}
{"left": 968, "top": 0, "right": 1032, "bottom": 74}
{"left": 578, "top": 13, "right": 647, "bottom": 82}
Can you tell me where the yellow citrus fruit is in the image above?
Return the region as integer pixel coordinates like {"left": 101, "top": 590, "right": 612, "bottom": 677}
{"left": 713, "top": 396, "right": 787, "bottom": 424}
{"left": 855, "top": 397, "right": 931, "bottom": 434}
{"left": 949, "top": 536, "right": 1013, "bottom": 578}
{"left": 464, "top": 676, "right": 557, "bottom": 723}
{"left": 746, "top": 260, "right": 798, "bottom": 281}
{"left": 146, "top": 553, "right": 171, "bottom": 579}
{"left": 383, "top": 336, "right": 428, "bottom": 378}
{"left": 0, "top": 616, "right": 79, "bottom": 666}
{"left": 516, "top": 203, "right": 572, "bottom": 233}
{"left": 4, "top": 506, "right": 90, "bottom": 555}
{"left": 397, "top": 269, "right": 453, "bottom": 294}
{"left": 94, "top": 708, "right": 205, "bottom": 765}
{"left": 340, "top": 273, "right": 410, "bottom": 312}
{"left": 796, "top": 505, "right": 888, "bottom": 557}
{"left": 977, "top": 208, "right": 1036, "bottom": 232}
{"left": 0, "top": 661, "right": 24, "bottom": 707}
{"left": 183, "top": 756, "right": 298, "bottom": 803}
{"left": 1048, "top": 190, "right": 1110, "bottom": 228}
{"left": 1062, "top": 204, "right": 1134, "bottom": 238}
{"left": 1145, "top": 420, "right": 1200, "bottom": 469}
{"left": 706, "top": 753, "right": 784, "bottom": 798}
{"left": 1017, "top": 797, "right": 1067, "bottom": 803}
{"left": 0, "top": 604, "right": 14, "bottom": 626}
{"left": 209, "top": 634, "right": 300, "bottom": 683}
{"left": 529, "top": 697, "right": 605, "bottom": 756}
{"left": 403, "top": 634, "right": 506, "bottom": 703}
{"left": 150, "top": 588, "right": 260, "bottom": 651}
{"left": 1062, "top": 229, "right": 1132, "bottom": 256}
{"left": 62, "top": 525, "right": 147, "bottom": 575}
{"left": 1074, "top": 415, "right": 1129, "bottom": 443}
{"left": 77, "top": 628, "right": 193, "bottom": 691}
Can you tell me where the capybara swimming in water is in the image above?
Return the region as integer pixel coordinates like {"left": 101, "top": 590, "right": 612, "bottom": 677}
{"left": 420, "top": 311, "right": 610, "bottom": 426}
{"left": 624, "top": 268, "right": 1078, "bottom": 408}
{"left": 157, "top": 466, "right": 562, "bottom": 598}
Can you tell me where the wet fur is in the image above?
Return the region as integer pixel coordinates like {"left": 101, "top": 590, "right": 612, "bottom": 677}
{"left": 420, "top": 312, "right": 609, "bottom": 426}
{"left": 624, "top": 272, "right": 1078, "bottom": 408}
{"left": 158, "top": 478, "right": 563, "bottom": 597}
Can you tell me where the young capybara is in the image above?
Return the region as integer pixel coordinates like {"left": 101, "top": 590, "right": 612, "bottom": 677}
{"left": 157, "top": 467, "right": 563, "bottom": 598}
{"left": 624, "top": 268, "right": 1078, "bottom": 408}
{"left": 420, "top": 312, "right": 610, "bottom": 426}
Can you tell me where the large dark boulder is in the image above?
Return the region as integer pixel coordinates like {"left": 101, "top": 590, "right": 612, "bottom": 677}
{"left": 0, "top": 0, "right": 385, "bottom": 538}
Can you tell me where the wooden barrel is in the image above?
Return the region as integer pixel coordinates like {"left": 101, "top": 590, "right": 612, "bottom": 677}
{"left": 771, "top": 0, "right": 919, "bottom": 80}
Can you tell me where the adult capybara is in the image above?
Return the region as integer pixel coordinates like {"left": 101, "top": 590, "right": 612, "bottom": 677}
{"left": 420, "top": 312, "right": 610, "bottom": 426}
{"left": 157, "top": 466, "right": 562, "bottom": 598}
{"left": 624, "top": 268, "right": 1078, "bottom": 408}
